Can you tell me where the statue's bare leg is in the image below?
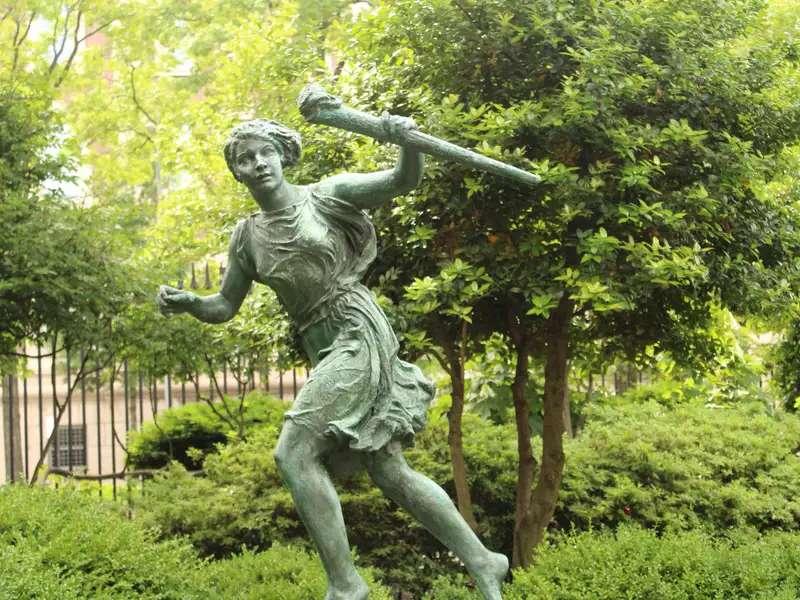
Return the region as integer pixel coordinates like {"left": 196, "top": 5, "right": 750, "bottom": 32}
{"left": 274, "top": 421, "right": 368, "bottom": 600}
{"left": 366, "top": 450, "right": 508, "bottom": 600}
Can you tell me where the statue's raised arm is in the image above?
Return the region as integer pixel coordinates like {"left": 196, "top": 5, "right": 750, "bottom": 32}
{"left": 315, "top": 113, "right": 424, "bottom": 209}
{"left": 298, "top": 83, "right": 541, "bottom": 188}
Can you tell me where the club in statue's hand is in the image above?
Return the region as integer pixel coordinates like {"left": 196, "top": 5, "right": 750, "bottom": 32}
{"left": 298, "top": 83, "right": 541, "bottom": 188}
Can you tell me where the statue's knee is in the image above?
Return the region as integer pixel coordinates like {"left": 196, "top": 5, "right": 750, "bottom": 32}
{"left": 275, "top": 425, "right": 322, "bottom": 480}
{"left": 273, "top": 445, "right": 288, "bottom": 476}
{"left": 368, "top": 456, "right": 407, "bottom": 495}
{"left": 274, "top": 434, "right": 297, "bottom": 477}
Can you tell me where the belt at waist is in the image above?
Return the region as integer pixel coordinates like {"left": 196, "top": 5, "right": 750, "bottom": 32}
{"left": 294, "top": 283, "right": 365, "bottom": 333}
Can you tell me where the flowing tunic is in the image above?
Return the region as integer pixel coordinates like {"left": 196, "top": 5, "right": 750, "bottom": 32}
{"left": 230, "top": 186, "right": 434, "bottom": 452}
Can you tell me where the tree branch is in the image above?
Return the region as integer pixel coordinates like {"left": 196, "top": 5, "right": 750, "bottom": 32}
{"left": 10, "top": 17, "right": 21, "bottom": 71}
{"left": 203, "top": 354, "right": 242, "bottom": 431}
{"left": 76, "top": 18, "right": 114, "bottom": 45}
{"left": 54, "top": 9, "right": 83, "bottom": 88}
{"left": 2, "top": 346, "right": 67, "bottom": 359}
{"left": 128, "top": 65, "right": 158, "bottom": 126}
{"left": 30, "top": 342, "right": 113, "bottom": 485}
{"left": 112, "top": 425, "right": 128, "bottom": 454}
{"left": 49, "top": 3, "right": 73, "bottom": 73}
{"left": 11, "top": 11, "right": 36, "bottom": 72}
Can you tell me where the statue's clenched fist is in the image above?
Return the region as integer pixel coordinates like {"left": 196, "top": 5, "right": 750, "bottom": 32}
{"left": 381, "top": 112, "right": 417, "bottom": 144}
{"left": 156, "top": 285, "right": 198, "bottom": 316}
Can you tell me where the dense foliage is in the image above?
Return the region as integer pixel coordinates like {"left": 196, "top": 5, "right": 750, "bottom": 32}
{"left": 775, "top": 320, "right": 800, "bottom": 410}
{"left": 0, "top": 485, "right": 391, "bottom": 600}
{"left": 0, "top": 485, "right": 202, "bottom": 599}
{"left": 127, "top": 392, "right": 287, "bottom": 469}
{"left": 327, "top": 0, "right": 800, "bottom": 562}
{"left": 427, "top": 526, "right": 800, "bottom": 599}
{"left": 0, "top": 83, "right": 132, "bottom": 360}
{"left": 131, "top": 395, "right": 800, "bottom": 594}
{"left": 558, "top": 400, "right": 800, "bottom": 533}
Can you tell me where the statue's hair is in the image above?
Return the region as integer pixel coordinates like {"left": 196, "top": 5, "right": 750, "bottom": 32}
{"left": 223, "top": 119, "right": 302, "bottom": 179}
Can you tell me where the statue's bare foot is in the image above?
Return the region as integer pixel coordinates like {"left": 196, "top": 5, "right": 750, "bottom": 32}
{"left": 323, "top": 578, "right": 369, "bottom": 600}
{"left": 472, "top": 551, "right": 509, "bottom": 600}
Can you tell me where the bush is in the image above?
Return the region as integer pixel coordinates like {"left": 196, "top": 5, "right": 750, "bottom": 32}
{"left": 192, "top": 545, "right": 392, "bottom": 600}
{"left": 558, "top": 401, "right": 800, "bottom": 533}
{"left": 136, "top": 427, "right": 304, "bottom": 557}
{"left": 0, "top": 485, "right": 392, "bottom": 600}
{"left": 127, "top": 391, "right": 287, "bottom": 469}
{"left": 427, "top": 526, "right": 800, "bottom": 599}
{"left": 135, "top": 408, "right": 518, "bottom": 596}
{"left": 0, "top": 485, "right": 205, "bottom": 599}
{"left": 505, "top": 526, "right": 800, "bottom": 599}
{"left": 135, "top": 399, "right": 800, "bottom": 594}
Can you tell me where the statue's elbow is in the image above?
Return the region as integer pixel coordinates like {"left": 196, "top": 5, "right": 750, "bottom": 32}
{"left": 203, "top": 297, "right": 237, "bottom": 324}
{"left": 395, "top": 171, "right": 423, "bottom": 196}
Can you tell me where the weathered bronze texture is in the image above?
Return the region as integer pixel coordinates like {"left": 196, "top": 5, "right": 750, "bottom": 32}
{"left": 157, "top": 112, "right": 508, "bottom": 600}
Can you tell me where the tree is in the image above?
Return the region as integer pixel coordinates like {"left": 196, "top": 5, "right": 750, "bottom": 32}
{"left": 400, "top": 258, "right": 493, "bottom": 529}
{"left": 331, "top": 0, "right": 800, "bottom": 566}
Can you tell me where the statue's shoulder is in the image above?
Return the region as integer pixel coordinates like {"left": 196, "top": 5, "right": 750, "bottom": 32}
{"left": 227, "top": 216, "right": 260, "bottom": 278}
{"left": 231, "top": 215, "right": 254, "bottom": 244}
{"left": 307, "top": 183, "right": 369, "bottom": 219}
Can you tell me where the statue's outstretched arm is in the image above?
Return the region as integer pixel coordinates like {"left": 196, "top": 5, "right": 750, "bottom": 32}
{"left": 315, "top": 117, "right": 424, "bottom": 210}
{"left": 157, "top": 237, "right": 252, "bottom": 323}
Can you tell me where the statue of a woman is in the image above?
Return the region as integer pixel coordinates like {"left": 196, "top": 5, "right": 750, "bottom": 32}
{"left": 157, "top": 117, "right": 508, "bottom": 599}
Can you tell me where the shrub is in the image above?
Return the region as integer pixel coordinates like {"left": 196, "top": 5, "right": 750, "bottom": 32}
{"left": 504, "top": 526, "right": 800, "bottom": 599}
{"left": 426, "top": 526, "right": 800, "bottom": 599}
{"left": 136, "top": 427, "right": 304, "bottom": 557}
{"left": 135, "top": 409, "right": 518, "bottom": 596}
{"left": 0, "top": 485, "right": 393, "bottom": 600}
{"left": 558, "top": 401, "right": 800, "bottom": 533}
{"left": 192, "top": 545, "right": 392, "bottom": 600}
{"left": 135, "top": 399, "right": 800, "bottom": 594}
{"left": 0, "top": 485, "right": 205, "bottom": 599}
{"left": 127, "top": 391, "right": 287, "bottom": 469}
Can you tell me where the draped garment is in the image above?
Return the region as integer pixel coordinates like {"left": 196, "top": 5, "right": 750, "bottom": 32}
{"left": 230, "top": 186, "right": 434, "bottom": 452}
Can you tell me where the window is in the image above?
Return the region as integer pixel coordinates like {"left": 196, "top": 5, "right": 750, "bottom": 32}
{"left": 51, "top": 425, "right": 86, "bottom": 468}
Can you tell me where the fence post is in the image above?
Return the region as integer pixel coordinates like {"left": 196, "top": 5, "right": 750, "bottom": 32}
{"left": 95, "top": 366, "right": 102, "bottom": 497}
{"left": 2, "top": 374, "right": 23, "bottom": 483}
{"left": 66, "top": 349, "right": 72, "bottom": 473}
{"left": 110, "top": 363, "right": 117, "bottom": 501}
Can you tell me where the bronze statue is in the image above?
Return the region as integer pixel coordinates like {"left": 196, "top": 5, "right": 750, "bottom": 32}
{"left": 157, "top": 87, "right": 533, "bottom": 599}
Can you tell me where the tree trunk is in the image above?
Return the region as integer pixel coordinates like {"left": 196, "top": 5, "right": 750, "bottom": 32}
{"left": 510, "top": 328, "right": 536, "bottom": 568}
{"left": 29, "top": 343, "right": 96, "bottom": 486}
{"left": 515, "top": 297, "right": 572, "bottom": 567}
{"left": 445, "top": 339, "right": 478, "bottom": 532}
{"left": 2, "top": 374, "right": 24, "bottom": 483}
{"left": 562, "top": 370, "right": 573, "bottom": 439}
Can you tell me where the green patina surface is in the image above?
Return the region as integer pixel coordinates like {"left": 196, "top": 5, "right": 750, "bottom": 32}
{"left": 157, "top": 115, "right": 508, "bottom": 600}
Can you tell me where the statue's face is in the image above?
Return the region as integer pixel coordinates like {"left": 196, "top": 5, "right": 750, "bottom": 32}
{"left": 234, "top": 137, "right": 284, "bottom": 193}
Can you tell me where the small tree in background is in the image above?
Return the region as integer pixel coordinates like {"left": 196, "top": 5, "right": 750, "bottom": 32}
{"left": 334, "top": 0, "right": 800, "bottom": 566}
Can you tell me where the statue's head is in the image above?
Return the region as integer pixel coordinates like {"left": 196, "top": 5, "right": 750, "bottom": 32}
{"left": 223, "top": 119, "right": 302, "bottom": 182}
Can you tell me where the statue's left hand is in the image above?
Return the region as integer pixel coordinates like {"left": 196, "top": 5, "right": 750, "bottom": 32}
{"left": 381, "top": 112, "right": 417, "bottom": 144}
{"left": 156, "top": 284, "right": 198, "bottom": 316}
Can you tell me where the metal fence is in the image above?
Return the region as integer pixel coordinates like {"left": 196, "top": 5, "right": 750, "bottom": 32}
{"left": 0, "top": 347, "right": 305, "bottom": 495}
{"left": 0, "top": 260, "right": 307, "bottom": 494}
